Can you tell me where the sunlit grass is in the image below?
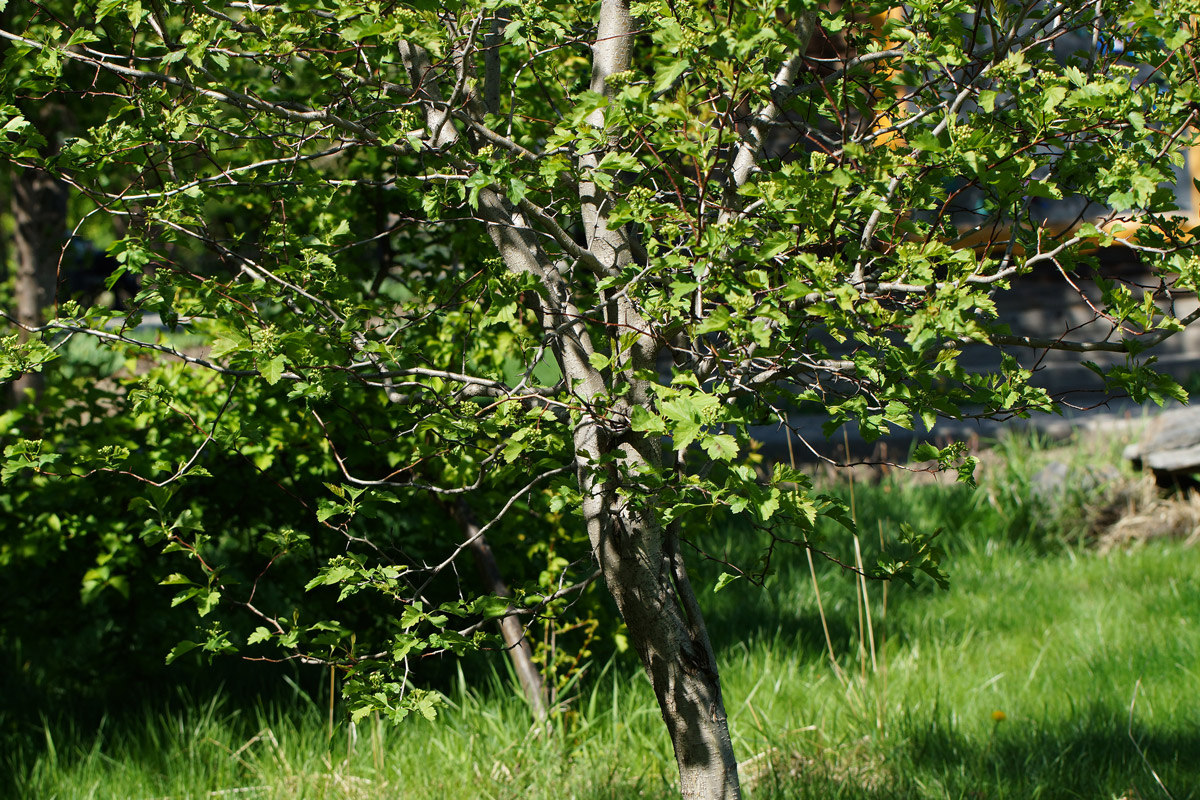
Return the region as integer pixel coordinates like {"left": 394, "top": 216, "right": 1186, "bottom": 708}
{"left": 7, "top": 431, "right": 1200, "bottom": 799}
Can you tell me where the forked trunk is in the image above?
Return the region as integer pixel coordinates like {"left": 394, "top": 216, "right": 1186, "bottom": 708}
{"left": 575, "top": 421, "right": 741, "bottom": 800}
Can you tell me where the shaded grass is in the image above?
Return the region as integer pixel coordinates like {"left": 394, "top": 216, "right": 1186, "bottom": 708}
{"left": 7, "top": 432, "right": 1200, "bottom": 799}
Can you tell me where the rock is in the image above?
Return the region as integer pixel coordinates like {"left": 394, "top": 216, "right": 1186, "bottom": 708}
{"left": 1030, "top": 461, "right": 1120, "bottom": 503}
{"left": 1125, "top": 407, "right": 1200, "bottom": 482}
{"left": 1030, "top": 461, "right": 1070, "bottom": 501}
{"left": 1145, "top": 444, "right": 1200, "bottom": 473}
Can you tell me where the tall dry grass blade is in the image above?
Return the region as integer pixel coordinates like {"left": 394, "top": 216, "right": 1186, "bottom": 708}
{"left": 853, "top": 535, "right": 878, "bottom": 675}
{"left": 806, "top": 547, "right": 849, "bottom": 687}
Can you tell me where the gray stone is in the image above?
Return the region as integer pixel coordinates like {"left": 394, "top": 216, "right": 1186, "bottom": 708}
{"left": 1125, "top": 407, "right": 1200, "bottom": 478}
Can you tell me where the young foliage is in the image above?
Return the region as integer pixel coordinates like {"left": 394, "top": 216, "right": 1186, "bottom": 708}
{"left": 2, "top": 1, "right": 1197, "bottom": 798}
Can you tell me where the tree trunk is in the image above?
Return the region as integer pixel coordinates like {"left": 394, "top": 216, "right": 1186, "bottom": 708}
{"left": 570, "top": 1, "right": 741, "bottom": 793}
{"left": 398, "top": 7, "right": 743, "bottom": 793}
{"left": 0, "top": 179, "right": 8, "bottom": 284}
{"left": 10, "top": 165, "right": 66, "bottom": 403}
{"left": 453, "top": 500, "right": 549, "bottom": 722}
{"left": 575, "top": 419, "right": 741, "bottom": 800}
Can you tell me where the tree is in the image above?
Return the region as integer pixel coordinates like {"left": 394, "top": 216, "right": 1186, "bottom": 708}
{"left": 1, "top": 1, "right": 1197, "bottom": 797}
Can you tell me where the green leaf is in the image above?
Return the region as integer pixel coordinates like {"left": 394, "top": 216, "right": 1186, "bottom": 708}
{"left": 652, "top": 58, "right": 690, "bottom": 94}
{"left": 66, "top": 29, "right": 101, "bottom": 47}
{"left": 260, "top": 354, "right": 286, "bottom": 385}
{"left": 884, "top": 400, "right": 912, "bottom": 430}
{"left": 415, "top": 693, "right": 440, "bottom": 721}
{"left": 208, "top": 333, "right": 249, "bottom": 360}
{"left": 95, "top": 0, "right": 126, "bottom": 22}
{"left": 197, "top": 589, "right": 221, "bottom": 617}
{"left": 161, "top": 48, "right": 189, "bottom": 66}
{"left": 911, "top": 130, "right": 946, "bottom": 152}
{"left": 913, "top": 442, "right": 939, "bottom": 462}
{"left": 165, "top": 640, "right": 200, "bottom": 665}
{"left": 597, "top": 152, "right": 643, "bottom": 172}
{"left": 758, "top": 488, "right": 780, "bottom": 521}
{"left": 701, "top": 433, "right": 738, "bottom": 462}
{"left": 713, "top": 572, "right": 741, "bottom": 593}
{"left": 470, "top": 595, "right": 511, "bottom": 620}
{"left": 247, "top": 627, "right": 273, "bottom": 645}
{"left": 696, "top": 306, "right": 731, "bottom": 334}
{"left": 1042, "top": 85, "right": 1067, "bottom": 113}
{"left": 392, "top": 633, "right": 426, "bottom": 660}
{"left": 631, "top": 405, "right": 667, "bottom": 435}
{"left": 399, "top": 604, "right": 424, "bottom": 630}
{"left": 668, "top": 418, "right": 702, "bottom": 453}
{"left": 305, "top": 562, "right": 357, "bottom": 590}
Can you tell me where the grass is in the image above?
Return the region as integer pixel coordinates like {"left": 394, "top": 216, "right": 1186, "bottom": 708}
{"left": 6, "top": 430, "right": 1200, "bottom": 799}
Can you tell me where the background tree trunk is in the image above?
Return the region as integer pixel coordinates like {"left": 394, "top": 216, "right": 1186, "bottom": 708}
{"left": 10, "top": 164, "right": 66, "bottom": 404}
{"left": 453, "top": 500, "right": 548, "bottom": 722}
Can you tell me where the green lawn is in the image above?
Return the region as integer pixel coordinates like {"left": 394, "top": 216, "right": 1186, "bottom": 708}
{"left": 7, "top": 435, "right": 1199, "bottom": 799}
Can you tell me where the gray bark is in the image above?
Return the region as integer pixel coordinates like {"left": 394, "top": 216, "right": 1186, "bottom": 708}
{"left": 577, "top": 0, "right": 635, "bottom": 273}
{"left": 573, "top": 4, "right": 742, "bottom": 796}
{"left": 399, "top": 40, "right": 458, "bottom": 150}
{"left": 726, "top": 11, "right": 818, "bottom": 195}
{"left": 10, "top": 165, "right": 66, "bottom": 403}
{"left": 0, "top": 178, "right": 8, "bottom": 282}
{"left": 574, "top": 418, "right": 740, "bottom": 800}
{"left": 483, "top": 7, "right": 512, "bottom": 117}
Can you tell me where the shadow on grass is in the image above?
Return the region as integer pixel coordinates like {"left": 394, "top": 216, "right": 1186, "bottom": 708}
{"left": 694, "top": 537, "right": 942, "bottom": 668}
{"left": 890, "top": 709, "right": 1199, "bottom": 800}
{"left": 684, "top": 478, "right": 1012, "bottom": 655}
{"left": 741, "top": 711, "right": 1200, "bottom": 799}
